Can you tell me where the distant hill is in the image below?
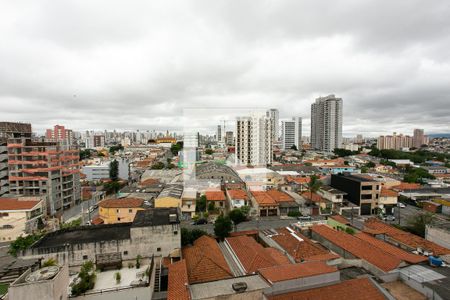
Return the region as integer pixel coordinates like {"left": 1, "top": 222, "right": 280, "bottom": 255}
{"left": 427, "top": 133, "right": 450, "bottom": 138}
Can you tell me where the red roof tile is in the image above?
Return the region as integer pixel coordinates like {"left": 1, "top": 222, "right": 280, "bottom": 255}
{"left": 303, "top": 252, "right": 340, "bottom": 262}
{"left": 226, "top": 235, "right": 285, "bottom": 273}
{"left": 364, "top": 218, "right": 450, "bottom": 255}
{"left": 205, "top": 191, "right": 226, "bottom": 201}
{"left": 227, "top": 189, "right": 249, "bottom": 200}
{"left": 301, "top": 192, "right": 324, "bottom": 203}
{"left": 99, "top": 198, "right": 143, "bottom": 208}
{"left": 259, "top": 261, "right": 337, "bottom": 283}
{"left": 90, "top": 216, "right": 104, "bottom": 225}
{"left": 271, "top": 228, "right": 330, "bottom": 262}
{"left": 329, "top": 215, "right": 350, "bottom": 225}
{"left": 182, "top": 236, "right": 233, "bottom": 283}
{"left": 266, "top": 190, "right": 294, "bottom": 203}
{"left": 380, "top": 188, "right": 398, "bottom": 197}
{"left": 355, "top": 232, "right": 427, "bottom": 264}
{"left": 267, "top": 278, "right": 386, "bottom": 300}
{"left": 391, "top": 182, "right": 421, "bottom": 191}
{"left": 0, "top": 198, "right": 41, "bottom": 211}
{"left": 264, "top": 248, "right": 292, "bottom": 265}
{"left": 251, "top": 191, "right": 278, "bottom": 207}
{"left": 312, "top": 225, "right": 401, "bottom": 272}
{"left": 167, "top": 260, "right": 190, "bottom": 300}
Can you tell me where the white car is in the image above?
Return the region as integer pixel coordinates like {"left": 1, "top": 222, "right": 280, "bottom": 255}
{"left": 397, "top": 203, "right": 406, "bottom": 208}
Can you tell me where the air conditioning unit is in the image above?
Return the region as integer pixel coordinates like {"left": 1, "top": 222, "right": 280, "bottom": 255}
{"left": 232, "top": 282, "right": 247, "bottom": 293}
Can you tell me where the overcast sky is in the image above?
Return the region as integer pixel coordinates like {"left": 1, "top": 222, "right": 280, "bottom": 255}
{"left": 1, "top": 1, "right": 449, "bottom": 137}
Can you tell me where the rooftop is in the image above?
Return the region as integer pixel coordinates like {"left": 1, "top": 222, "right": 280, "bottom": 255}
{"left": 227, "top": 189, "right": 249, "bottom": 200}
{"left": 157, "top": 184, "right": 183, "bottom": 199}
{"left": 329, "top": 215, "right": 350, "bottom": 225}
{"left": 266, "top": 190, "right": 295, "bottom": 203}
{"left": 99, "top": 198, "right": 144, "bottom": 208}
{"left": 258, "top": 261, "right": 337, "bottom": 283}
{"left": 251, "top": 191, "right": 278, "bottom": 206}
{"left": 182, "top": 236, "right": 233, "bottom": 284}
{"left": 312, "top": 225, "right": 401, "bottom": 272}
{"left": 0, "top": 198, "right": 41, "bottom": 211}
{"left": 332, "top": 173, "right": 376, "bottom": 183}
{"left": 205, "top": 190, "right": 226, "bottom": 201}
{"left": 320, "top": 185, "right": 347, "bottom": 195}
{"left": 132, "top": 207, "right": 179, "bottom": 227}
{"left": 167, "top": 260, "right": 190, "bottom": 300}
{"left": 364, "top": 218, "right": 450, "bottom": 255}
{"left": 226, "top": 235, "right": 289, "bottom": 274}
{"left": 266, "top": 277, "right": 386, "bottom": 300}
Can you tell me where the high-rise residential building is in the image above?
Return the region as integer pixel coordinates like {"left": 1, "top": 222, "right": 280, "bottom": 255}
{"left": 225, "top": 131, "right": 234, "bottom": 146}
{"left": 413, "top": 129, "right": 425, "bottom": 148}
{"left": 355, "top": 134, "right": 364, "bottom": 144}
{"left": 85, "top": 135, "right": 105, "bottom": 149}
{"left": 0, "top": 122, "right": 33, "bottom": 197}
{"left": 236, "top": 114, "right": 272, "bottom": 166}
{"left": 267, "top": 109, "right": 279, "bottom": 142}
{"left": 310, "top": 95, "right": 343, "bottom": 152}
{"left": 281, "top": 117, "right": 302, "bottom": 150}
{"left": 377, "top": 132, "right": 413, "bottom": 150}
{"left": 45, "top": 124, "right": 74, "bottom": 145}
{"left": 216, "top": 125, "right": 222, "bottom": 143}
{"left": 7, "top": 137, "right": 81, "bottom": 215}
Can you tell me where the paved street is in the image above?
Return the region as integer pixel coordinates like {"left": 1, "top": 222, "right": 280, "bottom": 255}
{"left": 62, "top": 199, "right": 99, "bottom": 224}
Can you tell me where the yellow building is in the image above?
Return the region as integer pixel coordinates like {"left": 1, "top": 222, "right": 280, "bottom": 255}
{"left": 155, "top": 184, "right": 183, "bottom": 208}
{"left": 156, "top": 137, "right": 177, "bottom": 144}
{"left": 99, "top": 198, "right": 145, "bottom": 224}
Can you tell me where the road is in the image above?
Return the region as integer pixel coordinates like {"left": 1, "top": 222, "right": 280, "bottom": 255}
{"left": 62, "top": 199, "right": 99, "bottom": 224}
{"left": 182, "top": 217, "right": 296, "bottom": 234}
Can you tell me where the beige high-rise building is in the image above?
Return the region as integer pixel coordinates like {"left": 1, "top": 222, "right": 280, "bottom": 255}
{"left": 413, "top": 128, "right": 425, "bottom": 148}
{"left": 311, "top": 95, "right": 343, "bottom": 152}
{"left": 236, "top": 113, "right": 272, "bottom": 166}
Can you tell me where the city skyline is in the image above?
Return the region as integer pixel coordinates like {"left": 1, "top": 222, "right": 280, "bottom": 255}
{"left": 1, "top": 1, "right": 450, "bottom": 135}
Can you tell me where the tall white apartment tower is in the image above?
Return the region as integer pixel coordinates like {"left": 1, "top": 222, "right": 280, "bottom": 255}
{"left": 266, "top": 109, "right": 279, "bottom": 142}
{"left": 311, "top": 95, "right": 343, "bottom": 152}
{"left": 281, "top": 117, "right": 302, "bottom": 150}
{"left": 236, "top": 114, "right": 273, "bottom": 166}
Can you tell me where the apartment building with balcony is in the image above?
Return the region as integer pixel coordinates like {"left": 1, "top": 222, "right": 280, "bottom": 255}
{"left": 7, "top": 138, "right": 81, "bottom": 216}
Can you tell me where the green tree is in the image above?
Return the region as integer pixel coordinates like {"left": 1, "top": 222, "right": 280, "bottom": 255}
{"left": 42, "top": 258, "right": 57, "bottom": 267}
{"left": 170, "top": 142, "right": 183, "bottom": 155}
{"left": 151, "top": 162, "right": 165, "bottom": 170}
{"left": 109, "top": 159, "right": 119, "bottom": 181}
{"left": 109, "top": 144, "right": 124, "bottom": 155}
{"left": 80, "top": 149, "right": 93, "bottom": 160}
{"left": 229, "top": 209, "right": 246, "bottom": 231}
{"left": 71, "top": 261, "right": 96, "bottom": 296}
{"left": 405, "top": 212, "right": 434, "bottom": 237}
{"left": 196, "top": 195, "right": 207, "bottom": 212}
{"left": 290, "top": 145, "right": 298, "bottom": 151}
{"left": 240, "top": 205, "right": 250, "bottom": 216}
{"left": 61, "top": 218, "right": 82, "bottom": 229}
{"left": 9, "top": 233, "right": 43, "bottom": 257}
{"left": 366, "top": 161, "right": 376, "bottom": 168}
{"left": 307, "top": 175, "right": 322, "bottom": 205}
{"left": 214, "top": 215, "right": 232, "bottom": 240}
{"left": 361, "top": 166, "right": 369, "bottom": 173}
{"left": 208, "top": 201, "right": 215, "bottom": 212}
{"left": 114, "top": 272, "right": 121, "bottom": 284}
{"left": 103, "top": 181, "right": 121, "bottom": 194}
{"left": 181, "top": 228, "right": 192, "bottom": 246}
{"left": 205, "top": 148, "right": 213, "bottom": 155}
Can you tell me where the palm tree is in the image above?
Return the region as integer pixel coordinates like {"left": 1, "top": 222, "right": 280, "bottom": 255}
{"left": 307, "top": 175, "right": 322, "bottom": 206}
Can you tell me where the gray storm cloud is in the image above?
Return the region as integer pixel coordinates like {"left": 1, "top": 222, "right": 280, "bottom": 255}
{"left": 0, "top": 0, "right": 449, "bottom": 136}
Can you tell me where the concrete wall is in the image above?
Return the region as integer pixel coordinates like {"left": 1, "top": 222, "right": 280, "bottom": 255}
{"left": 22, "top": 224, "right": 180, "bottom": 268}
{"left": 72, "top": 286, "right": 151, "bottom": 300}
{"left": 426, "top": 225, "right": 450, "bottom": 250}
{"left": 400, "top": 273, "right": 444, "bottom": 300}
{"left": 197, "top": 290, "right": 264, "bottom": 300}
{"left": 266, "top": 272, "right": 340, "bottom": 295}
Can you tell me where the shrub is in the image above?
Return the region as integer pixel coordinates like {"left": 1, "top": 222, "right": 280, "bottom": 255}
{"left": 42, "top": 258, "right": 57, "bottom": 267}
{"left": 114, "top": 272, "right": 121, "bottom": 284}
{"left": 71, "top": 261, "right": 96, "bottom": 296}
{"left": 136, "top": 255, "right": 142, "bottom": 269}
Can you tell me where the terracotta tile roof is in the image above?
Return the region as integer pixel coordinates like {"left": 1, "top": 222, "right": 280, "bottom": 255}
{"left": 91, "top": 216, "right": 104, "bottom": 225}
{"left": 259, "top": 261, "right": 337, "bottom": 283}
{"left": 303, "top": 252, "right": 340, "bottom": 262}
{"left": 329, "top": 214, "right": 350, "bottom": 225}
{"left": 301, "top": 192, "right": 324, "bottom": 203}
{"left": 380, "top": 188, "right": 398, "bottom": 197}
{"left": 267, "top": 277, "right": 386, "bottom": 300}
{"left": 167, "top": 259, "right": 190, "bottom": 300}
{"left": 264, "top": 247, "right": 292, "bottom": 265}
{"left": 99, "top": 198, "right": 144, "bottom": 208}
{"left": 205, "top": 191, "right": 226, "bottom": 201}
{"left": 182, "top": 236, "right": 233, "bottom": 283}
{"left": 0, "top": 198, "right": 41, "bottom": 211}
{"left": 391, "top": 182, "right": 421, "bottom": 191}
{"left": 251, "top": 191, "right": 278, "bottom": 207}
{"left": 355, "top": 232, "right": 427, "bottom": 264}
{"left": 229, "top": 230, "right": 258, "bottom": 237}
{"left": 364, "top": 218, "right": 450, "bottom": 255}
{"left": 226, "top": 235, "right": 285, "bottom": 273}
{"left": 311, "top": 225, "right": 401, "bottom": 272}
{"left": 266, "top": 189, "right": 295, "bottom": 203}
{"left": 227, "top": 189, "right": 248, "bottom": 200}
{"left": 285, "top": 176, "right": 310, "bottom": 184}
{"left": 140, "top": 178, "right": 161, "bottom": 186}
{"left": 271, "top": 228, "right": 330, "bottom": 262}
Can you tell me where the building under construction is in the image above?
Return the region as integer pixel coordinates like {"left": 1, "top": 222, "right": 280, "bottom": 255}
{"left": 1, "top": 122, "right": 81, "bottom": 215}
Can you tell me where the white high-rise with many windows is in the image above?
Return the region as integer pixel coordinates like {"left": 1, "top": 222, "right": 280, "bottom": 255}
{"left": 236, "top": 113, "right": 272, "bottom": 166}
{"left": 281, "top": 117, "right": 302, "bottom": 150}
{"left": 266, "top": 109, "right": 279, "bottom": 142}
{"left": 311, "top": 95, "right": 343, "bottom": 152}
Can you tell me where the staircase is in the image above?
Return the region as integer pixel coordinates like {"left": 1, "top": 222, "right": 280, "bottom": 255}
{"left": 153, "top": 260, "right": 161, "bottom": 292}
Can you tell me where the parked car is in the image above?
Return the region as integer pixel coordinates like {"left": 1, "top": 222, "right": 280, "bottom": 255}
{"left": 192, "top": 218, "right": 208, "bottom": 225}
{"left": 397, "top": 202, "right": 406, "bottom": 208}
{"left": 386, "top": 215, "right": 396, "bottom": 222}
{"left": 297, "top": 215, "right": 312, "bottom": 221}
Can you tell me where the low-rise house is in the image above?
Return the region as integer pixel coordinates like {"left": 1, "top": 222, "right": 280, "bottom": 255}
{"left": 0, "top": 197, "right": 45, "bottom": 241}
{"left": 226, "top": 189, "right": 249, "bottom": 209}
{"left": 205, "top": 190, "right": 227, "bottom": 213}
{"left": 98, "top": 198, "right": 147, "bottom": 224}
{"left": 155, "top": 184, "right": 183, "bottom": 208}
{"left": 266, "top": 190, "right": 299, "bottom": 216}
{"left": 236, "top": 168, "right": 282, "bottom": 191}
{"left": 181, "top": 188, "right": 197, "bottom": 219}
{"left": 378, "top": 188, "right": 398, "bottom": 215}
{"left": 251, "top": 191, "right": 279, "bottom": 217}
{"left": 317, "top": 185, "right": 346, "bottom": 213}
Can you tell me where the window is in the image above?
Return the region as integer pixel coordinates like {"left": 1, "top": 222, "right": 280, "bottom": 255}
{"left": 128, "top": 209, "right": 132, "bottom": 213}
{"left": 123, "top": 251, "right": 128, "bottom": 255}
{"left": 118, "top": 217, "right": 121, "bottom": 221}
{"left": 173, "top": 230, "right": 178, "bottom": 235}
{"left": 157, "top": 247, "right": 161, "bottom": 252}
{"left": 116, "top": 209, "right": 120, "bottom": 213}
{"left": 83, "top": 255, "right": 88, "bottom": 260}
